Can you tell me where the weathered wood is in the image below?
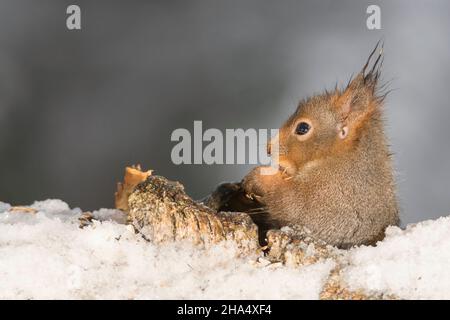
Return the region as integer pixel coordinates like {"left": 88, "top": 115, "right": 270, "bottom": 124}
{"left": 127, "top": 175, "right": 260, "bottom": 254}
{"left": 117, "top": 166, "right": 333, "bottom": 263}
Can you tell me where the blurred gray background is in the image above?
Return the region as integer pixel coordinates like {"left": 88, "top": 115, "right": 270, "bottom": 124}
{"left": 0, "top": 0, "right": 449, "bottom": 225}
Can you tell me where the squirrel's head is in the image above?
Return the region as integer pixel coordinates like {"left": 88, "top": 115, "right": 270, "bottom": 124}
{"left": 270, "top": 43, "right": 388, "bottom": 174}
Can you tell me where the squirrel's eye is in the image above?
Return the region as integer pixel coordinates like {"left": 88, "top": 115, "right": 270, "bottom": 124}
{"left": 295, "top": 122, "right": 310, "bottom": 135}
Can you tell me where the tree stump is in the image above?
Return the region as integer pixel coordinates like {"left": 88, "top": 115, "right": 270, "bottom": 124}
{"left": 114, "top": 166, "right": 386, "bottom": 300}
{"left": 115, "top": 166, "right": 335, "bottom": 262}
{"left": 127, "top": 175, "right": 260, "bottom": 254}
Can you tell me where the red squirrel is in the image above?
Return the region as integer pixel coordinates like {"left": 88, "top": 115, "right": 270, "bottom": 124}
{"left": 208, "top": 43, "right": 399, "bottom": 248}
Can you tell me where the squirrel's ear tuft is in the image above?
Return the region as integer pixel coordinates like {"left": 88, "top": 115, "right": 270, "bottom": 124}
{"left": 336, "top": 41, "right": 384, "bottom": 117}
{"left": 358, "top": 40, "right": 384, "bottom": 92}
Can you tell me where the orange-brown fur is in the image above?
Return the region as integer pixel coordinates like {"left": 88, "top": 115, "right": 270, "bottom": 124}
{"left": 242, "top": 44, "right": 399, "bottom": 248}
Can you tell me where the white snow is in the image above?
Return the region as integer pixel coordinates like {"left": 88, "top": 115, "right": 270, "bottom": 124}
{"left": 342, "top": 216, "right": 450, "bottom": 299}
{"left": 0, "top": 200, "right": 333, "bottom": 299}
{"left": 1, "top": 199, "right": 449, "bottom": 299}
{"left": 0, "top": 202, "right": 10, "bottom": 213}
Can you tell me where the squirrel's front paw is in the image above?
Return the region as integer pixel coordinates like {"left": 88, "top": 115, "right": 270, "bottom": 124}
{"left": 241, "top": 166, "right": 271, "bottom": 199}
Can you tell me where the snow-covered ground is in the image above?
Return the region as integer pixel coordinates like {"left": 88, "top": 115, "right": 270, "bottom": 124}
{"left": 0, "top": 199, "right": 449, "bottom": 299}
{"left": 343, "top": 216, "right": 450, "bottom": 299}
